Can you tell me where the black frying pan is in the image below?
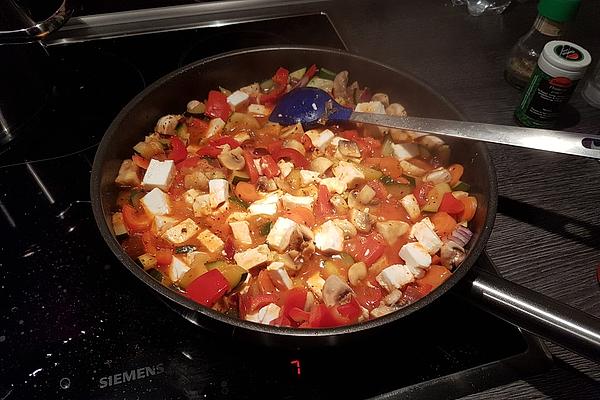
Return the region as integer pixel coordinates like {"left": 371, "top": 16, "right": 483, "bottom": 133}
{"left": 91, "top": 46, "right": 600, "bottom": 360}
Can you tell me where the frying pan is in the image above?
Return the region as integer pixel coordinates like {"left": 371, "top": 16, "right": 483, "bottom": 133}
{"left": 91, "top": 46, "right": 600, "bottom": 360}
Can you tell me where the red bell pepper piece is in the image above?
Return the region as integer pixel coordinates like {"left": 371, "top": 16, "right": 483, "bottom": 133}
{"left": 353, "top": 281, "right": 383, "bottom": 311}
{"left": 176, "top": 156, "right": 202, "bottom": 170}
{"left": 209, "top": 136, "right": 240, "bottom": 149}
{"left": 196, "top": 145, "right": 222, "bottom": 158}
{"left": 336, "top": 297, "right": 362, "bottom": 322}
{"left": 240, "top": 293, "right": 279, "bottom": 317}
{"left": 291, "top": 64, "right": 318, "bottom": 89}
{"left": 186, "top": 269, "right": 230, "bottom": 307}
{"left": 271, "top": 147, "right": 309, "bottom": 168}
{"left": 413, "top": 182, "right": 434, "bottom": 206}
{"left": 260, "top": 155, "right": 280, "bottom": 178}
{"left": 438, "top": 192, "right": 465, "bottom": 214}
{"left": 308, "top": 304, "right": 349, "bottom": 328}
{"left": 345, "top": 233, "right": 386, "bottom": 267}
{"left": 205, "top": 90, "right": 232, "bottom": 121}
{"left": 315, "top": 184, "right": 334, "bottom": 219}
{"left": 243, "top": 150, "right": 259, "bottom": 183}
{"left": 272, "top": 67, "right": 290, "bottom": 86}
{"left": 122, "top": 204, "right": 151, "bottom": 232}
{"left": 260, "top": 67, "right": 289, "bottom": 105}
{"left": 167, "top": 136, "right": 187, "bottom": 163}
{"left": 280, "top": 288, "right": 308, "bottom": 321}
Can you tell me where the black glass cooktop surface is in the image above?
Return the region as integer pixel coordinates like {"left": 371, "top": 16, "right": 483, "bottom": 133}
{"left": 0, "top": 13, "right": 550, "bottom": 400}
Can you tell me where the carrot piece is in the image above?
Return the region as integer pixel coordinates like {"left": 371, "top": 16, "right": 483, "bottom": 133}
{"left": 234, "top": 181, "right": 261, "bottom": 203}
{"left": 284, "top": 206, "right": 316, "bottom": 227}
{"left": 417, "top": 265, "right": 451, "bottom": 289}
{"left": 458, "top": 196, "right": 477, "bottom": 222}
{"left": 448, "top": 164, "right": 464, "bottom": 186}
{"left": 379, "top": 157, "right": 404, "bottom": 179}
{"left": 430, "top": 211, "right": 457, "bottom": 237}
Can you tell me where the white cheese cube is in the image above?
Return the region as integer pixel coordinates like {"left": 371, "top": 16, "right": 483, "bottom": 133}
{"left": 399, "top": 242, "right": 432, "bottom": 269}
{"left": 306, "top": 272, "right": 325, "bottom": 300}
{"left": 391, "top": 143, "right": 420, "bottom": 161}
{"left": 305, "top": 129, "right": 335, "bottom": 150}
{"left": 229, "top": 220, "right": 252, "bottom": 245}
{"left": 234, "top": 244, "right": 271, "bottom": 270}
{"left": 197, "top": 229, "right": 225, "bottom": 253}
{"left": 206, "top": 117, "right": 225, "bottom": 138}
{"left": 410, "top": 218, "right": 443, "bottom": 254}
{"left": 267, "top": 262, "right": 294, "bottom": 289}
{"left": 299, "top": 170, "right": 321, "bottom": 186}
{"left": 376, "top": 264, "right": 414, "bottom": 292}
{"left": 332, "top": 161, "right": 365, "bottom": 188}
{"left": 245, "top": 303, "right": 281, "bottom": 325}
{"left": 183, "top": 189, "right": 202, "bottom": 206}
{"left": 141, "top": 188, "right": 171, "bottom": 216}
{"left": 314, "top": 220, "right": 344, "bottom": 253}
{"left": 355, "top": 101, "right": 386, "bottom": 114}
{"left": 400, "top": 194, "right": 420, "bottom": 220}
{"left": 153, "top": 215, "right": 179, "bottom": 234}
{"left": 142, "top": 159, "right": 175, "bottom": 191}
{"left": 115, "top": 160, "right": 141, "bottom": 186}
{"left": 163, "top": 218, "right": 200, "bottom": 244}
{"left": 227, "top": 211, "right": 250, "bottom": 222}
{"left": 167, "top": 256, "right": 190, "bottom": 282}
{"left": 192, "top": 194, "right": 211, "bottom": 217}
{"left": 240, "top": 83, "right": 260, "bottom": 96}
{"left": 226, "top": 90, "right": 249, "bottom": 110}
{"left": 266, "top": 217, "right": 299, "bottom": 252}
{"left": 209, "top": 179, "right": 229, "bottom": 208}
{"left": 247, "top": 104, "right": 270, "bottom": 116}
{"left": 248, "top": 193, "right": 280, "bottom": 216}
{"left": 277, "top": 160, "right": 294, "bottom": 178}
{"left": 111, "top": 212, "right": 128, "bottom": 236}
{"left": 319, "top": 177, "right": 347, "bottom": 194}
{"left": 281, "top": 193, "right": 315, "bottom": 210}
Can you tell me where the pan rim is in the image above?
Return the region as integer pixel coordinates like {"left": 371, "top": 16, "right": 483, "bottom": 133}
{"left": 91, "top": 45, "right": 498, "bottom": 338}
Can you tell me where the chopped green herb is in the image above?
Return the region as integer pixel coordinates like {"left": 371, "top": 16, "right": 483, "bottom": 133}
{"left": 229, "top": 196, "right": 249, "bottom": 209}
{"left": 175, "top": 245, "right": 197, "bottom": 254}
{"left": 379, "top": 175, "right": 396, "bottom": 185}
{"left": 259, "top": 222, "right": 272, "bottom": 236}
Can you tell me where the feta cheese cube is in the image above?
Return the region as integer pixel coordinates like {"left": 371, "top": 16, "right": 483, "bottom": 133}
{"left": 355, "top": 101, "right": 386, "bottom": 114}
{"left": 183, "top": 189, "right": 202, "bottom": 206}
{"left": 247, "top": 104, "right": 270, "bottom": 116}
{"left": 197, "top": 229, "right": 225, "bottom": 253}
{"left": 229, "top": 220, "right": 252, "bottom": 245}
{"left": 391, "top": 143, "right": 420, "bottom": 161}
{"left": 163, "top": 218, "right": 200, "bottom": 244}
{"left": 206, "top": 117, "right": 225, "bottom": 138}
{"left": 267, "top": 262, "right": 294, "bottom": 289}
{"left": 399, "top": 242, "right": 432, "bottom": 269}
{"left": 319, "top": 177, "right": 347, "bottom": 194}
{"left": 400, "top": 194, "right": 421, "bottom": 220}
{"left": 277, "top": 160, "right": 294, "bottom": 178}
{"left": 376, "top": 264, "right": 414, "bottom": 292}
{"left": 314, "top": 220, "right": 344, "bottom": 253}
{"left": 192, "top": 194, "right": 211, "bottom": 217}
{"left": 142, "top": 159, "right": 175, "bottom": 191}
{"left": 410, "top": 218, "right": 443, "bottom": 254}
{"left": 226, "top": 90, "right": 249, "bottom": 110}
{"left": 281, "top": 193, "right": 315, "bottom": 210}
{"left": 234, "top": 244, "right": 271, "bottom": 270}
{"left": 266, "top": 217, "right": 299, "bottom": 252}
{"left": 305, "top": 129, "right": 335, "bottom": 150}
{"left": 209, "top": 179, "right": 229, "bottom": 208}
{"left": 248, "top": 192, "right": 280, "bottom": 216}
{"left": 111, "top": 212, "right": 128, "bottom": 236}
{"left": 299, "top": 170, "right": 321, "bottom": 186}
{"left": 115, "top": 159, "right": 141, "bottom": 186}
{"left": 245, "top": 303, "right": 281, "bottom": 325}
{"left": 332, "top": 161, "right": 365, "bottom": 188}
{"left": 167, "top": 256, "right": 190, "bottom": 282}
{"left": 153, "top": 215, "right": 179, "bottom": 234}
{"left": 306, "top": 272, "right": 325, "bottom": 300}
{"left": 141, "top": 188, "right": 171, "bottom": 216}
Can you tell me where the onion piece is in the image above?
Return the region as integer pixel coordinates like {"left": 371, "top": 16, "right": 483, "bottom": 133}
{"left": 450, "top": 225, "right": 473, "bottom": 248}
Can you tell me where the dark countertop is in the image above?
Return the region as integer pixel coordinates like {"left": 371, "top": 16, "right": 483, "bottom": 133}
{"left": 328, "top": 0, "right": 600, "bottom": 398}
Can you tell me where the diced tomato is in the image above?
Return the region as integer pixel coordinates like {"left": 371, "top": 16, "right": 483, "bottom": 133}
{"left": 257, "top": 270, "right": 276, "bottom": 294}
{"left": 354, "top": 282, "right": 383, "bottom": 311}
{"left": 176, "top": 156, "right": 202, "bottom": 170}
{"left": 271, "top": 147, "right": 309, "bottom": 168}
{"left": 156, "top": 248, "right": 173, "bottom": 266}
{"left": 223, "top": 237, "right": 235, "bottom": 261}
{"left": 260, "top": 155, "right": 280, "bottom": 178}
{"left": 402, "top": 284, "right": 426, "bottom": 304}
{"left": 288, "top": 307, "right": 311, "bottom": 323}
{"left": 438, "top": 192, "right": 465, "bottom": 214}
{"left": 379, "top": 157, "right": 404, "bottom": 179}
{"left": 430, "top": 211, "right": 457, "bottom": 237}
{"left": 205, "top": 90, "right": 232, "bottom": 121}
{"left": 413, "top": 182, "right": 433, "bottom": 206}
{"left": 272, "top": 67, "right": 290, "bottom": 86}
{"left": 345, "top": 233, "right": 387, "bottom": 267}
{"left": 243, "top": 151, "right": 259, "bottom": 183}
{"left": 196, "top": 145, "right": 221, "bottom": 158}
{"left": 186, "top": 269, "right": 230, "bottom": 307}
{"left": 132, "top": 154, "right": 149, "bottom": 169}
{"left": 122, "top": 204, "right": 151, "bottom": 232}
{"left": 186, "top": 117, "right": 209, "bottom": 144}
{"left": 367, "top": 180, "right": 388, "bottom": 200}
{"left": 167, "top": 136, "right": 187, "bottom": 163}
{"left": 209, "top": 136, "right": 240, "bottom": 149}
{"left": 280, "top": 287, "right": 308, "bottom": 320}
{"left": 339, "top": 130, "right": 380, "bottom": 156}
{"left": 270, "top": 315, "right": 293, "bottom": 327}
{"left": 337, "top": 297, "right": 362, "bottom": 322}
{"left": 307, "top": 304, "right": 349, "bottom": 328}
{"left": 416, "top": 282, "right": 434, "bottom": 296}
{"left": 242, "top": 293, "right": 279, "bottom": 315}
{"left": 315, "top": 184, "right": 334, "bottom": 219}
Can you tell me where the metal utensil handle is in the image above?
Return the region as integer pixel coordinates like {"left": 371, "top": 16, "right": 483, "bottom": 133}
{"left": 459, "top": 268, "right": 600, "bottom": 362}
{"left": 350, "top": 111, "right": 600, "bottom": 159}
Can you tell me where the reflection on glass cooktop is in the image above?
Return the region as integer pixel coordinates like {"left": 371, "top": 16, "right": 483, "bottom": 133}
{"left": 0, "top": 13, "right": 549, "bottom": 400}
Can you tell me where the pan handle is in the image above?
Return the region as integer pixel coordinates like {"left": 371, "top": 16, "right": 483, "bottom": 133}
{"left": 458, "top": 267, "right": 600, "bottom": 362}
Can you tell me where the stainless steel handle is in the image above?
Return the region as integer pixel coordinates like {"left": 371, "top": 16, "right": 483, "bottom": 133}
{"left": 459, "top": 268, "right": 600, "bottom": 362}
{"left": 350, "top": 111, "right": 600, "bottom": 159}
{"left": 0, "top": 0, "right": 72, "bottom": 43}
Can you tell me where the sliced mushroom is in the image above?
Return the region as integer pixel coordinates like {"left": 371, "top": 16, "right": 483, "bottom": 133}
{"left": 349, "top": 208, "right": 372, "bottom": 233}
{"left": 218, "top": 147, "right": 245, "bottom": 170}
{"left": 283, "top": 139, "right": 306, "bottom": 156}
{"left": 332, "top": 218, "right": 357, "bottom": 238}
{"left": 417, "top": 135, "right": 445, "bottom": 151}
{"left": 155, "top": 115, "right": 181, "bottom": 135}
{"left": 184, "top": 169, "right": 209, "bottom": 190}
{"left": 348, "top": 262, "right": 367, "bottom": 286}
{"left": 311, "top": 157, "right": 334, "bottom": 175}
{"left": 383, "top": 289, "right": 403, "bottom": 306}
{"left": 332, "top": 70, "right": 349, "bottom": 101}
{"left": 399, "top": 160, "right": 427, "bottom": 177}
{"left": 257, "top": 176, "right": 278, "bottom": 192}
{"left": 385, "top": 103, "right": 407, "bottom": 117}
{"left": 371, "top": 93, "right": 390, "bottom": 107}
{"left": 322, "top": 275, "right": 353, "bottom": 307}
{"left": 338, "top": 140, "right": 361, "bottom": 158}
{"left": 186, "top": 100, "right": 205, "bottom": 114}
{"left": 440, "top": 240, "right": 466, "bottom": 270}
{"left": 357, "top": 185, "right": 376, "bottom": 205}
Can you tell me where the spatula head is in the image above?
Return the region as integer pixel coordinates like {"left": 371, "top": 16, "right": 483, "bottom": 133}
{"left": 268, "top": 87, "right": 352, "bottom": 128}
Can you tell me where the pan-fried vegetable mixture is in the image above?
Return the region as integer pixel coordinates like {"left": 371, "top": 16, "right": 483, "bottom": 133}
{"left": 112, "top": 65, "right": 477, "bottom": 328}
